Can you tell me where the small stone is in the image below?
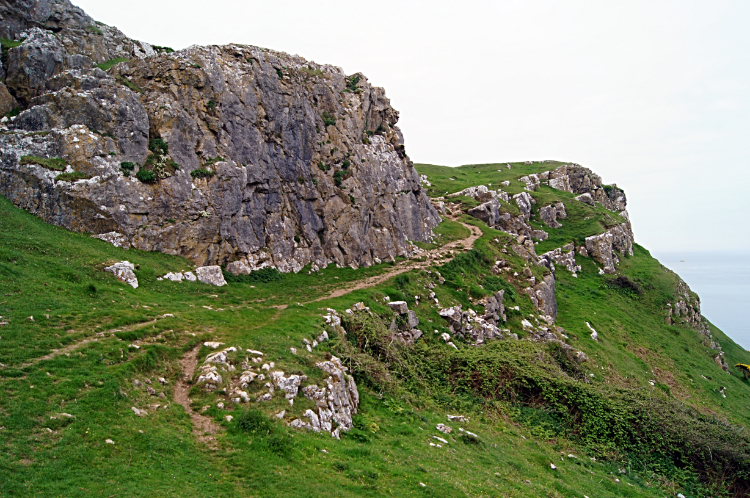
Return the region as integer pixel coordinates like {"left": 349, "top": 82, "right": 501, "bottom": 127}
{"left": 131, "top": 406, "right": 147, "bottom": 417}
{"left": 275, "top": 410, "right": 286, "bottom": 419}
{"left": 550, "top": 464, "right": 557, "bottom": 470}
{"left": 290, "top": 347, "right": 297, "bottom": 354}
{"left": 105, "top": 439, "right": 115, "bottom": 445}
{"left": 217, "top": 402, "right": 224, "bottom": 409}
{"left": 224, "top": 415, "right": 233, "bottom": 422}
{"left": 436, "top": 423, "right": 452, "bottom": 434}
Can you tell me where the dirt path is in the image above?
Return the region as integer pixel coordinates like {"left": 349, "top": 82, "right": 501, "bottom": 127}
{"left": 310, "top": 221, "right": 482, "bottom": 303}
{"left": 174, "top": 346, "right": 221, "bottom": 449}
{"left": 15, "top": 318, "right": 162, "bottom": 369}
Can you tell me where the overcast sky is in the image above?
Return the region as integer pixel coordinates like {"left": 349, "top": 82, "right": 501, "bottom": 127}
{"left": 76, "top": 0, "right": 750, "bottom": 254}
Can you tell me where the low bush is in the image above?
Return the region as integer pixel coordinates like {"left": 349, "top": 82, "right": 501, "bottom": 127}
{"left": 120, "top": 161, "right": 136, "bottom": 176}
{"left": 135, "top": 169, "right": 156, "bottom": 183}
{"left": 321, "top": 112, "right": 336, "bottom": 127}
{"left": 223, "top": 267, "right": 284, "bottom": 284}
{"left": 190, "top": 168, "right": 215, "bottom": 179}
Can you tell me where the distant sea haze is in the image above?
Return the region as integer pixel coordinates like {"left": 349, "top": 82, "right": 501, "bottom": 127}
{"left": 653, "top": 251, "right": 750, "bottom": 350}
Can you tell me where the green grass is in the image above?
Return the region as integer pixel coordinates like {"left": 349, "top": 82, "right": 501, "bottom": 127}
{"left": 19, "top": 156, "right": 67, "bottom": 171}
{"left": 55, "top": 171, "right": 91, "bottom": 183}
{"left": 95, "top": 57, "right": 129, "bottom": 71}
{"left": 2, "top": 152, "right": 750, "bottom": 497}
{"left": 412, "top": 218, "right": 470, "bottom": 250}
{"left": 115, "top": 75, "right": 143, "bottom": 93}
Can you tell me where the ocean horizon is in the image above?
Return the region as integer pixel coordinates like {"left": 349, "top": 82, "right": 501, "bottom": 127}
{"left": 651, "top": 250, "right": 750, "bottom": 351}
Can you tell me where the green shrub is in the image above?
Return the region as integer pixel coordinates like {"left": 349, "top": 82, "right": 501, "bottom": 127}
{"left": 223, "top": 267, "right": 284, "bottom": 284}
{"left": 152, "top": 45, "right": 175, "bottom": 53}
{"left": 235, "top": 408, "right": 274, "bottom": 436}
{"left": 204, "top": 156, "right": 224, "bottom": 166}
{"left": 321, "top": 112, "right": 336, "bottom": 127}
{"left": 19, "top": 156, "right": 67, "bottom": 171}
{"left": 344, "top": 74, "right": 362, "bottom": 93}
{"left": 4, "top": 107, "right": 20, "bottom": 118}
{"left": 342, "top": 160, "right": 350, "bottom": 170}
{"left": 190, "top": 168, "right": 215, "bottom": 179}
{"left": 55, "top": 171, "right": 91, "bottom": 183}
{"left": 349, "top": 194, "right": 356, "bottom": 205}
{"left": 149, "top": 138, "right": 169, "bottom": 155}
{"left": 115, "top": 75, "right": 143, "bottom": 93}
{"left": 85, "top": 25, "right": 103, "bottom": 35}
{"left": 206, "top": 100, "right": 216, "bottom": 110}
{"left": 276, "top": 68, "right": 284, "bottom": 79}
{"left": 95, "top": 57, "right": 129, "bottom": 71}
{"left": 333, "top": 170, "right": 344, "bottom": 187}
{"left": 136, "top": 169, "right": 156, "bottom": 183}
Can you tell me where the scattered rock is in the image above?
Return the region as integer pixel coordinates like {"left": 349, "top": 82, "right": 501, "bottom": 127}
{"left": 104, "top": 261, "right": 138, "bottom": 289}
{"left": 436, "top": 423, "right": 452, "bottom": 434}
{"left": 586, "top": 322, "right": 598, "bottom": 341}
{"left": 131, "top": 406, "right": 147, "bottom": 417}
{"left": 105, "top": 439, "right": 115, "bottom": 445}
{"left": 195, "top": 266, "right": 227, "bottom": 287}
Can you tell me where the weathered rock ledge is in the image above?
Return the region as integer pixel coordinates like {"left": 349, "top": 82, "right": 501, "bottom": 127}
{"left": 0, "top": 0, "right": 439, "bottom": 272}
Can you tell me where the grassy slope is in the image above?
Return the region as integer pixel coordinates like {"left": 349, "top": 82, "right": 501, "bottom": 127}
{"left": 0, "top": 157, "right": 748, "bottom": 496}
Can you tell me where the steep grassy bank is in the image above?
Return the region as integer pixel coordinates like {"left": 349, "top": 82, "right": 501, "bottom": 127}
{"left": 2, "top": 158, "right": 750, "bottom": 497}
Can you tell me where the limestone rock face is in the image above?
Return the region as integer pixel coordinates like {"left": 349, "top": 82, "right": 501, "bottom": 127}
{"left": 584, "top": 223, "right": 634, "bottom": 274}
{"left": 467, "top": 191, "right": 548, "bottom": 241}
{"left": 526, "top": 274, "right": 557, "bottom": 318}
{"left": 0, "top": 0, "right": 439, "bottom": 272}
{"left": 549, "top": 164, "right": 627, "bottom": 213}
{"left": 539, "top": 202, "right": 566, "bottom": 228}
{"left": 539, "top": 243, "right": 581, "bottom": 276}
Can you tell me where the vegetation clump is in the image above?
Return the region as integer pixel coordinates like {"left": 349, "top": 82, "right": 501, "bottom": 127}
{"left": 135, "top": 168, "right": 156, "bottom": 183}
{"left": 344, "top": 74, "right": 362, "bottom": 93}
{"left": 95, "top": 58, "right": 129, "bottom": 71}
{"left": 55, "top": 171, "right": 91, "bottom": 183}
{"left": 190, "top": 168, "right": 215, "bottom": 179}
{"left": 119, "top": 161, "right": 136, "bottom": 176}
{"left": 321, "top": 112, "right": 336, "bottom": 127}
{"left": 19, "top": 155, "right": 67, "bottom": 171}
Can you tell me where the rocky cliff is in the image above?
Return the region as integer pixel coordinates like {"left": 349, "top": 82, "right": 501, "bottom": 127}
{"left": 0, "top": 0, "right": 440, "bottom": 271}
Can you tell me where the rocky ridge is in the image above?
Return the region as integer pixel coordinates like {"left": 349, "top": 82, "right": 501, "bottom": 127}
{"left": 0, "top": 0, "right": 439, "bottom": 272}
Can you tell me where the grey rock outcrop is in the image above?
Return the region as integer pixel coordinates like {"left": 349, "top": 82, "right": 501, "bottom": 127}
{"left": 299, "top": 356, "right": 359, "bottom": 438}
{"left": 0, "top": 1, "right": 440, "bottom": 272}
{"left": 548, "top": 164, "right": 627, "bottom": 213}
{"left": 539, "top": 243, "right": 581, "bottom": 276}
{"left": 438, "top": 291, "right": 511, "bottom": 345}
{"left": 665, "top": 276, "right": 727, "bottom": 369}
{"left": 195, "top": 266, "right": 227, "bottom": 286}
{"left": 104, "top": 260, "right": 138, "bottom": 288}
{"left": 388, "top": 301, "right": 422, "bottom": 345}
{"left": 525, "top": 274, "right": 557, "bottom": 318}
{"left": 539, "top": 202, "right": 566, "bottom": 228}
{"left": 584, "top": 223, "right": 634, "bottom": 274}
{"left": 467, "top": 191, "right": 547, "bottom": 241}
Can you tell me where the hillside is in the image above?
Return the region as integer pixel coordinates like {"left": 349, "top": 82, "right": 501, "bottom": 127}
{"left": 2, "top": 158, "right": 750, "bottom": 497}
{"left": 2, "top": 2, "right": 750, "bottom": 497}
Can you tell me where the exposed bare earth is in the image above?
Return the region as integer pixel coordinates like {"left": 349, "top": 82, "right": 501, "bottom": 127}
{"left": 174, "top": 346, "right": 221, "bottom": 449}
{"left": 16, "top": 318, "right": 162, "bottom": 369}
{"left": 311, "top": 221, "right": 482, "bottom": 302}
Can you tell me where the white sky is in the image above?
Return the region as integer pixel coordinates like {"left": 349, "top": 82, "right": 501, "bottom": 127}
{"left": 76, "top": 0, "right": 750, "bottom": 253}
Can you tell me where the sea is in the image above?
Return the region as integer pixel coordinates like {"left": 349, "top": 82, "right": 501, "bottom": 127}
{"left": 653, "top": 251, "right": 750, "bottom": 351}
